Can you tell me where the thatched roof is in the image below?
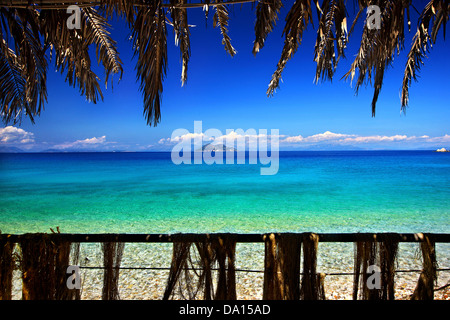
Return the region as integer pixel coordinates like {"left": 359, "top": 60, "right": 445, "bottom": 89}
{"left": 0, "top": 0, "right": 448, "bottom": 126}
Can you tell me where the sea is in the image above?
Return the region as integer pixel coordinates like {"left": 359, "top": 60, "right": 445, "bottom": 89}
{"left": 0, "top": 150, "right": 449, "bottom": 234}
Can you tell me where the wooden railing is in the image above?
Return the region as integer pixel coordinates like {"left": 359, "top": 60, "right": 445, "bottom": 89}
{"left": 0, "top": 232, "right": 449, "bottom": 300}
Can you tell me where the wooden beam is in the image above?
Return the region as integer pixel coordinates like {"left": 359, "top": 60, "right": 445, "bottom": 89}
{"left": 0, "top": 0, "right": 259, "bottom": 10}
{"left": 1, "top": 232, "right": 449, "bottom": 243}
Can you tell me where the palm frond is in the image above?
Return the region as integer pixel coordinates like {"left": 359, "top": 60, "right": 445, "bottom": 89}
{"left": 98, "top": 0, "right": 138, "bottom": 24}
{"left": 343, "top": 0, "right": 411, "bottom": 116}
{"left": 40, "top": 8, "right": 103, "bottom": 104}
{"left": 313, "top": 0, "right": 347, "bottom": 83}
{"left": 213, "top": 0, "right": 237, "bottom": 57}
{"left": 0, "top": 39, "right": 28, "bottom": 124}
{"left": 131, "top": 2, "right": 167, "bottom": 126}
{"left": 253, "top": 0, "right": 283, "bottom": 55}
{"left": 267, "top": 0, "right": 313, "bottom": 96}
{"left": 170, "top": 0, "right": 191, "bottom": 86}
{"left": 83, "top": 7, "right": 123, "bottom": 89}
{"left": 0, "top": 7, "right": 47, "bottom": 124}
{"left": 401, "top": 0, "right": 449, "bottom": 110}
{"left": 0, "top": 0, "right": 448, "bottom": 125}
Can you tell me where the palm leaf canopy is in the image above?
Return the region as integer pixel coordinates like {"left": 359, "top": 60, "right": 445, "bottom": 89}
{"left": 0, "top": 0, "right": 448, "bottom": 126}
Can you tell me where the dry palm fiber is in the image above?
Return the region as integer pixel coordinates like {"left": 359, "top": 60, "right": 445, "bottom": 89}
{"left": 164, "top": 241, "right": 205, "bottom": 300}
{"left": 353, "top": 239, "right": 379, "bottom": 300}
{"left": 411, "top": 234, "right": 437, "bottom": 300}
{"left": 213, "top": 236, "right": 236, "bottom": 300}
{"left": 194, "top": 240, "right": 215, "bottom": 300}
{"left": 163, "top": 236, "right": 237, "bottom": 300}
{"left": 317, "top": 272, "right": 326, "bottom": 300}
{"left": 163, "top": 241, "right": 192, "bottom": 300}
{"left": 353, "top": 235, "right": 399, "bottom": 300}
{"left": 379, "top": 239, "right": 399, "bottom": 300}
{"left": 300, "top": 233, "right": 323, "bottom": 300}
{"left": 56, "top": 242, "right": 81, "bottom": 300}
{"left": 101, "top": 241, "right": 125, "bottom": 300}
{"left": 263, "top": 233, "right": 302, "bottom": 300}
{"left": 20, "top": 234, "right": 57, "bottom": 299}
{"left": 164, "top": 241, "right": 208, "bottom": 300}
{"left": 19, "top": 233, "right": 78, "bottom": 300}
{"left": 0, "top": 238, "right": 14, "bottom": 300}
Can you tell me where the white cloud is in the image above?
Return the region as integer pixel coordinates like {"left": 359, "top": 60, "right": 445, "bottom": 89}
{"left": 283, "top": 131, "right": 356, "bottom": 143}
{"left": 339, "top": 134, "right": 409, "bottom": 144}
{"left": 159, "top": 132, "right": 213, "bottom": 144}
{"left": 280, "top": 131, "right": 450, "bottom": 147}
{"left": 305, "top": 131, "right": 356, "bottom": 142}
{"left": 160, "top": 129, "right": 284, "bottom": 148}
{"left": 0, "top": 126, "right": 35, "bottom": 144}
{"left": 155, "top": 130, "right": 450, "bottom": 150}
{"left": 53, "top": 135, "right": 108, "bottom": 150}
{"left": 422, "top": 134, "right": 450, "bottom": 143}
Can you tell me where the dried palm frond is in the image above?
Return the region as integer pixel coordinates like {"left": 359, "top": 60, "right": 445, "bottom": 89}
{"left": 19, "top": 233, "right": 79, "bottom": 300}
{"left": 204, "top": 0, "right": 211, "bottom": 25}
{"left": 0, "top": 7, "right": 47, "bottom": 125}
{"left": 213, "top": 236, "right": 237, "bottom": 300}
{"left": 163, "top": 236, "right": 237, "bottom": 300}
{"left": 170, "top": 0, "right": 191, "bottom": 86}
{"left": 82, "top": 7, "right": 123, "bottom": 89}
{"left": 102, "top": 241, "right": 125, "bottom": 300}
{"left": 300, "top": 233, "right": 322, "bottom": 300}
{"left": 0, "top": 40, "right": 28, "bottom": 124}
{"left": 213, "top": 0, "right": 237, "bottom": 57}
{"left": 267, "top": 0, "right": 313, "bottom": 96}
{"left": 163, "top": 241, "right": 192, "bottom": 300}
{"left": 353, "top": 236, "right": 399, "bottom": 300}
{"left": 401, "top": 0, "right": 449, "bottom": 110}
{"left": 98, "top": 0, "right": 138, "bottom": 23}
{"left": 411, "top": 234, "right": 437, "bottom": 300}
{"left": 39, "top": 8, "right": 104, "bottom": 104}
{"left": 131, "top": 1, "right": 167, "bottom": 126}
{"left": 0, "top": 238, "right": 14, "bottom": 300}
{"left": 253, "top": 0, "right": 283, "bottom": 55}
{"left": 0, "top": 1, "right": 447, "bottom": 125}
{"left": 343, "top": 0, "right": 411, "bottom": 116}
{"left": 263, "top": 233, "right": 302, "bottom": 300}
{"left": 313, "top": 0, "right": 347, "bottom": 83}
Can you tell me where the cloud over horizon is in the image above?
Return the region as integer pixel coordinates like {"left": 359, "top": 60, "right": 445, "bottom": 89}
{"left": 52, "top": 135, "right": 109, "bottom": 150}
{"left": 1, "top": 126, "right": 450, "bottom": 152}
{"left": 279, "top": 131, "right": 448, "bottom": 145}
{"left": 158, "top": 129, "right": 450, "bottom": 150}
{"left": 0, "top": 126, "right": 35, "bottom": 145}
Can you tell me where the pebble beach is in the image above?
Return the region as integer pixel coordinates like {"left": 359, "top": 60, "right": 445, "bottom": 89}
{"left": 10, "top": 242, "right": 450, "bottom": 300}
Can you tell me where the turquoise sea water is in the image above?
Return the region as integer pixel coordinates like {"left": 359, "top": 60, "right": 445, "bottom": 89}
{"left": 0, "top": 151, "right": 449, "bottom": 234}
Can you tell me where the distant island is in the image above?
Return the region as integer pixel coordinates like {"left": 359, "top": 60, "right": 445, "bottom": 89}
{"left": 435, "top": 148, "right": 450, "bottom": 152}
{"left": 196, "top": 143, "right": 237, "bottom": 152}
{"left": 0, "top": 146, "right": 24, "bottom": 153}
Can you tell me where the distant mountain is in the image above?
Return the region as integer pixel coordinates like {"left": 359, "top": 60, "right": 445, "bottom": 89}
{"left": 0, "top": 146, "right": 24, "bottom": 153}
{"left": 196, "top": 143, "right": 237, "bottom": 152}
{"left": 41, "top": 148, "right": 65, "bottom": 153}
{"left": 290, "top": 144, "right": 366, "bottom": 151}
{"left": 40, "top": 148, "right": 115, "bottom": 153}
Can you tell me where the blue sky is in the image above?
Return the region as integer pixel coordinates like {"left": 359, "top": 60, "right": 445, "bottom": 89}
{"left": 1, "top": 4, "right": 449, "bottom": 151}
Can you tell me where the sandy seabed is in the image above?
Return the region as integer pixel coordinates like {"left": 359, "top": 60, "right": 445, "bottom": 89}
{"left": 10, "top": 242, "right": 450, "bottom": 300}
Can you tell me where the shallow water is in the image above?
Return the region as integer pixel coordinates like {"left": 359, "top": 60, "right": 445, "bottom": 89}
{"left": 0, "top": 151, "right": 449, "bottom": 234}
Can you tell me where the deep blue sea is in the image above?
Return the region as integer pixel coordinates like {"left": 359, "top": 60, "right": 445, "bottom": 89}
{"left": 0, "top": 151, "right": 449, "bottom": 234}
